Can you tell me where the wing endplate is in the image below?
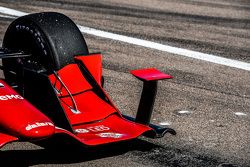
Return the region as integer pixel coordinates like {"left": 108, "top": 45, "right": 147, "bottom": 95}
{"left": 74, "top": 53, "right": 102, "bottom": 86}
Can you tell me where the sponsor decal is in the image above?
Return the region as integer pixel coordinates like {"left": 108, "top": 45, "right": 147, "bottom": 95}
{"left": 96, "top": 133, "right": 124, "bottom": 139}
{"left": 0, "top": 94, "right": 24, "bottom": 100}
{"left": 75, "top": 128, "right": 89, "bottom": 133}
{"left": 75, "top": 125, "right": 110, "bottom": 134}
{"left": 87, "top": 125, "right": 110, "bottom": 132}
{"left": 25, "top": 122, "right": 54, "bottom": 131}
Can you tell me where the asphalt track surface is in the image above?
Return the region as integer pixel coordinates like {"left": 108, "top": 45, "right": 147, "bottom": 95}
{"left": 0, "top": 0, "right": 249, "bottom": 167}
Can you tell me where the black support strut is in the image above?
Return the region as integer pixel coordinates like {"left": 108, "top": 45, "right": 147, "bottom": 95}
{"left": 135, "top": 81, "right": 158, "bottom": 125}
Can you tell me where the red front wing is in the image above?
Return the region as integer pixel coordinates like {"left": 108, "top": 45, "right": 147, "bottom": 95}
{"left": 0, "top": 53, "right": 175, "bottom": 148}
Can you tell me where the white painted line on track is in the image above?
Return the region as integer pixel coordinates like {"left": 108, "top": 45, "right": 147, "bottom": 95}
{"left": 0, "top": 6, "right": 250, "bottom": 71}
{"left": 0, "top": 14, "right": 16, "bottom": 19}
{"left": 0, "top": 6, "right": 27, "bottom": 17}
{"left": 77, "top": 26, "right": 250, "bottom": 71}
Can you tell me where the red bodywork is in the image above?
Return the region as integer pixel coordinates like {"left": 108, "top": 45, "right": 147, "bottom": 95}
{"left": 130, "top": 68, "right": 173, "bottom": 81}
{"left": 0, "top": 80, "right": 55, "bottom": 147}
{"left": 0, "top": 53, "right": 173, "bottom": 148}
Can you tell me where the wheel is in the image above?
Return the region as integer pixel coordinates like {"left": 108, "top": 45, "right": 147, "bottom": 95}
{"left": 2, "top": 12, "right": 89, "bottom": 88}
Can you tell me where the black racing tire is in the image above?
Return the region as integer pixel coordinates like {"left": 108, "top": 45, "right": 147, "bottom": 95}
{"left": 2, "top": 12, "right": 89, "bottom": 87}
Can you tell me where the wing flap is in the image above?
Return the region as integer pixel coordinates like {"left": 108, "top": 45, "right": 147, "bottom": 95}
{"left": 0, "top": 132, "right": 18, "bottom": 148}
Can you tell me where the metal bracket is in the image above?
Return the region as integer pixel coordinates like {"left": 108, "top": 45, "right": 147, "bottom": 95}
{"left": 0, "top": 47, "right": 30, "bottom": 59}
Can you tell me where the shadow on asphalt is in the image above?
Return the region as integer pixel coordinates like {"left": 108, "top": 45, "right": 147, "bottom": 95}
{"left": 0, "top": 139, "right": 159, "bottom": 166}
{"left": 0, "top": 138, "right": 242, "bottom": 167}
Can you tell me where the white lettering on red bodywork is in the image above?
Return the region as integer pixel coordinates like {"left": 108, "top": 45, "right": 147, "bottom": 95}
{"left": 75, "top": 129, "right": 89, "bottom": 133}
{"left": 96, "top": 133, "right": 124, "bottom": 138}
{"left": 87, "top": 125, "right": 110, "bottom": 132}
{"left": 0, "top": 94, "right": 24, "bottom": 100}
{"left": 25, "top": 122, "right": 54, "bottom": 131}
{"left": 75, "top": 125, "right": 110, "bottom": 134}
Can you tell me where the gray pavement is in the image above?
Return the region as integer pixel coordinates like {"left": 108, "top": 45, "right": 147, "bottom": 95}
{"left": 0, "top": 0, "right": 249, "bottom": 166}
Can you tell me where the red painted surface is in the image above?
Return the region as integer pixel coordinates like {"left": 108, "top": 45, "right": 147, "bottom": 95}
{"left": 75, "top": 54, "right": 103, "bottom": 86}
{"left": 0, "top": 132, "right": 18, "bottom": 148}
{"left": 60, "top": 91, "right": 116, "bottom": 125}
{"left": 0, "top": 80, "right": 55, "bottom": 139}
{"left": 49, "top": 57, "right": 156, "bottom": 145}
{"left": 73, "top": 114, "right": 152, "bottom": 145}
{"left": 130, "top": 68, "right": 173, "bottom": 81}
{"left": 54, "top": 114, "right": 152, "bottom": 146}
{"left": 49, "top": 64, "right": 92, "bottom": 96}
{"left": 49, "top": 60, "right": 116, "bottom": 125}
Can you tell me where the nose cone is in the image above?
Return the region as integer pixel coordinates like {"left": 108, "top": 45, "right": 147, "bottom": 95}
{"left": 19, "top": 122, "right": 55, "bottom": 139}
